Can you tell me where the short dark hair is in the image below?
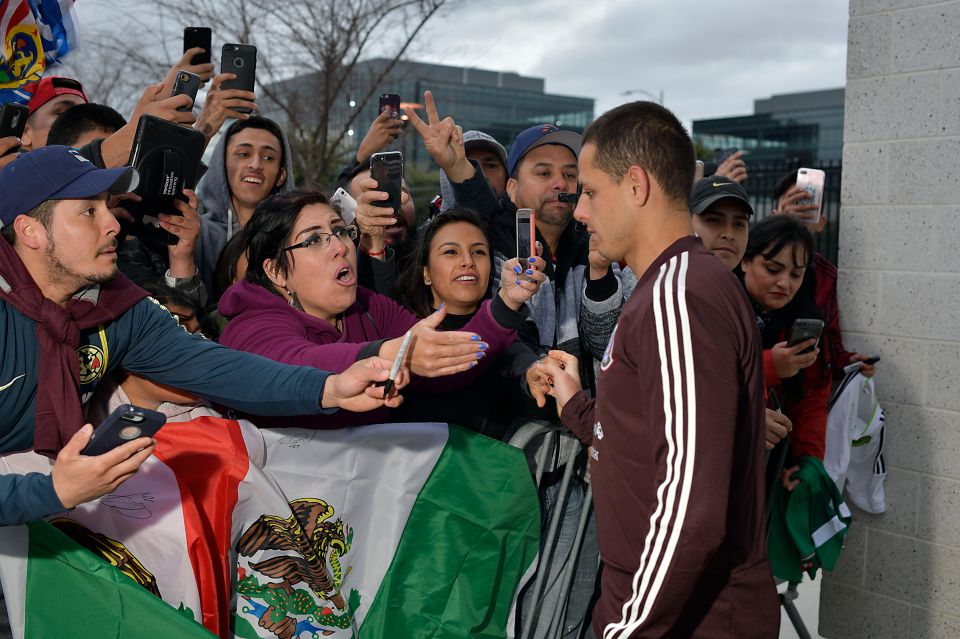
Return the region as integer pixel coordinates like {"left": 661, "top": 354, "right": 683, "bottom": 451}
{"left": 224, "top": 115, "right": 287, "bottom": 173}
{"left": 47, "top": 103, "right": 126, "bottom": 147}
{"left": 582, "top": 101, "right": 695, "bottom": 207}
{"left": 1, "top": 199, "right": 57, "bottom": 245}
{"left": 773, "top": 170, "right": 798, "bottom": 200}
{"left": 395, "top": 208, "right": 492, "bottom": 318}
{"left": 140, "top": 279, "right": 201, "bottom": 318}
{"left": 242, "top": 188, "right": 334, "bottom": 294}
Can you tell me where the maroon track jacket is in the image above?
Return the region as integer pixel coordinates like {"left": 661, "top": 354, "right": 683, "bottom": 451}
{"left": 561, "top": 236, "right": 779, "bottom": 638}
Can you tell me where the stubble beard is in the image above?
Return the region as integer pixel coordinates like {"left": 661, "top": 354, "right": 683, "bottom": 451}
{"left": 44, "top": 237, "right": 117, "bottom": 294}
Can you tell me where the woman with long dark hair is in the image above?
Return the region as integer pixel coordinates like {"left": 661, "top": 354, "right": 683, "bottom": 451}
{"left": 394, "top": 209, "right": 547, "bottom": 434}
{"left": 218, "top": 189, "right": 547, "bottom": 427}
{"left": 739, "top": 216, "right": 831, "bottom": 475}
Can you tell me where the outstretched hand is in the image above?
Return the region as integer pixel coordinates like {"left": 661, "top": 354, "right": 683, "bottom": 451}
{"left": 380, "top": 305, "right": 488, "bottom": 378}
{"left": 529, "top": 350, "right": 581, "bottom": 416}
{"left": 321, "top": 356, "right": 409, "bottom": 412}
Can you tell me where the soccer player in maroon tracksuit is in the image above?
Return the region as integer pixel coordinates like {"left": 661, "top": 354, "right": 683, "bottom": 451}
{"left": 533, "top": 102, "right": 780, "bottom": 638}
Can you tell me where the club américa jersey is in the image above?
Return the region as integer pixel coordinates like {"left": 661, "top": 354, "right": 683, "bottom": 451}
{"left": 561, "top": 235, "right": 779, "bottom": 638}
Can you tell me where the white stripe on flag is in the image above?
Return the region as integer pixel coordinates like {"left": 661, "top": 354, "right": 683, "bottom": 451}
{"left": 0, "top": 525, "right": 28, "bottom": 639}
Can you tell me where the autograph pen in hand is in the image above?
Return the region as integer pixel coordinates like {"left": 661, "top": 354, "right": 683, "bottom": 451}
{"left": 380, "top": 329, "right": 413, "bottom": 398}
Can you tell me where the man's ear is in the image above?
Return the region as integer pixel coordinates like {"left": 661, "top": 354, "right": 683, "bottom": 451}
{"left": 13, "top": 215, "right": 45, "bottom": 250}
{"left": 19, "top": 124, "right": 33, "bottom": 151}
{"left": 506, "top": 177, "right": 518, "bottom": 205}
{"left": 625, "top": 165, "right": 650, "bottom": 207}
{"left": 263, "top": 258, "right": 286, "bottom": 290}
{"left": 275, "top": 167, "right": 287, "bottom": 190}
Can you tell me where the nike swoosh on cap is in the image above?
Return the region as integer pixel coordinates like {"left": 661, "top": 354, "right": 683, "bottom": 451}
{"left": 0, "top": 374, "right": 25, "bottom": 391}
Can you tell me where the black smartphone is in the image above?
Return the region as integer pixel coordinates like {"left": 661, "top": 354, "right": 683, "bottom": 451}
{"left": 123, "top": 115, "right": 206, "bottom": 244}
{"left": 714, "top": 147, "right": 738, "bottom": 166}
{"left": 0, "top": 103, "right": 28, "bottom": 155}
{"left": 171, "top": 70, "right": 201, "bottom": 112}
{"left": 82, "top": 404, "right": 166, "bottom": 456}
{"left": 516, "top": 208, "right": 534, "bottom": 260}
{"left": 378, "top": 93, "right": 401, "bottom": 119}
{"left": 183, "top": 27, "right": 212, "bottom": 65}
{"left": 788, "top": 318, "right": 825, "bottom": 353}
{"left": 370, "top": 151, "right": 403, "bottom": 213}
{"left": 220, "top": 43, "right": 257, "bottom": 112}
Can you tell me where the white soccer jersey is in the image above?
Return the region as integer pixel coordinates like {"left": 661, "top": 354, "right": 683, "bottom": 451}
{"left": 824, "top": 372, "right": 886, "bottom": 514}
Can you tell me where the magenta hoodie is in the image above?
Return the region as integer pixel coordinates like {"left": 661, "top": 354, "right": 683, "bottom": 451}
{"left": 217, "top": 280, "right": 522, "bottom": 426}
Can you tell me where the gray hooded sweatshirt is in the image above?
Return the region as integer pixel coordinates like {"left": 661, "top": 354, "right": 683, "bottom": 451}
{"left": 193, "top": 124, "right": 297, "bottom": 293}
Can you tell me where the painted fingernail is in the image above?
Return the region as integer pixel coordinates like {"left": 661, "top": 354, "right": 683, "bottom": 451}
{"left": 528, "top": 256, "right": 537, "bottom": 263}
{"left": 477, "top": 352, "right": 485, "bottom": 359}
{"left": 471, "top": 335, "right": 480, "bottom": 341}
{"left": 437, "top": 303, "right": 445, "bottom": 312}
{"left": 478, "top": 342, "right": 488, "bottom": 350}
{"left": 525, "top": 269, "right": 534, "bottom": 275}
{"left": 513, "top": 265, "right": 522, "bottom": 274}
{"left": 470, "top": 361, "right": 477, "bottom": 367}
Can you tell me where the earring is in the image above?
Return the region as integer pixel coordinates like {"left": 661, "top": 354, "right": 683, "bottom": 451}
{"left": 286, "top": 289, "right": 303, "bottom": 311}
{"left": 424, "top": 278, "right": 432, "bottom": 285}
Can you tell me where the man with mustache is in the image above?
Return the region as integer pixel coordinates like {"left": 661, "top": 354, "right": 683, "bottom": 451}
{"left": 0, "top": 146, "right": 408, "bottom": 526}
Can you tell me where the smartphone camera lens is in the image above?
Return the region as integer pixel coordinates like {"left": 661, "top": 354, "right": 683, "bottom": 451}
{"left": 233, "top": 56, "right": 245, "bottom": 68}
{"left": 179, "top": 73, "right": 189, "bottom": 82}
{"left": 123, "top": 411, "right": 144, "bottom": 423}
{"left": 119, "top": 425, "right": 142, "bottom": 440}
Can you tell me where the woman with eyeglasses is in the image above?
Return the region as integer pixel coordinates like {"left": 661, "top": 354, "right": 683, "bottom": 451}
{"left": 217, "top": 189, "right": 547, "bottom": 426}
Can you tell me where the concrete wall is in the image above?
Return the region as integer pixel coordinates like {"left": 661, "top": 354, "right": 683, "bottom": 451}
{"left": 819, "top": 1, "right": 960, "bottom": 636}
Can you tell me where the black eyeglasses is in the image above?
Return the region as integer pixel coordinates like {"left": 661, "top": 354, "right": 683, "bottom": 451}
{"left": 284, "top": 225, "right": 359, "bottom": 252}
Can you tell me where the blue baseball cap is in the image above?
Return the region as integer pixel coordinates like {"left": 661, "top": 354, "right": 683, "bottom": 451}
{"left": 507, "top": 124, "right": 582, "bottom": 176}
{"left": 0, "top": 146, "right": 139, "bottom": 227}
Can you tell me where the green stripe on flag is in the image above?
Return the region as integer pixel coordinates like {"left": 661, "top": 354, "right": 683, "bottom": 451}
{"left": 360, "top": 426, "right": 540, "bottom": 638}
{"left": 24, "top": 521, "right": 214, "bottom": 638}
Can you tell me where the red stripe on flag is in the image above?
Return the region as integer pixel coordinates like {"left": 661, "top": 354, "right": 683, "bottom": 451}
{"left": 153, "top": 417, "right": 250, "bottom": 639}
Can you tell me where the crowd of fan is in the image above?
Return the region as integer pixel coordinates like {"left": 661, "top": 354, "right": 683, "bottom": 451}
{"left": 0, "top": 44, "right": 879, "bottom": 639}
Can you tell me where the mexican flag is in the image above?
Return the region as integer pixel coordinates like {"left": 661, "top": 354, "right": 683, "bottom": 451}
{"left": 0, "top": 418, "right": 541, "bottom": 639}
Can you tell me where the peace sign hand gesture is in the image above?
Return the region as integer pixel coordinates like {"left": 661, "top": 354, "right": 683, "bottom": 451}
{"left": 404, "top": 90, "right": 474, "bottom": 182}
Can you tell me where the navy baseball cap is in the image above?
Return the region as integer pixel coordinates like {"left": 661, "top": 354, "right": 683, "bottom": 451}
{"left": 0, "top": 146, "right": 138, "bottom": 227}
{"left": 690, "top": 176, "right": 754, "bottom": 216}
{"left": 507, "top": 124, "right": 582, "bottom": 176}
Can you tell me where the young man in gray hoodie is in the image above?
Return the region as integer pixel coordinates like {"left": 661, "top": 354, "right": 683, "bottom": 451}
{"left": 194, "top": 116, "right": 296, "bottom": 295}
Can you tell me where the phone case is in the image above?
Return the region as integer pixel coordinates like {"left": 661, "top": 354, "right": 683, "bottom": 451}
{"left": 370, "top": 151, "right": 403, "bottom": 213}
{"left": 379, "top": 93, "right": 401, "bottom": 119}
{"left": 184, "top": 27, "right": 212, "bottom": 64}
{"left": 172, "top": 71, "right": 201, "bottom": 112}
{"left": 796, "top": 168, "right": 826, "bottom": 223}
{"left": 516, "top": 209, "right": 534, "bottom": 259}
{"left": 0, "top": 103, "right": 28, "bottom": 140}
{"left": 329, "top": 187, "right": 358, "bottom": 224}
{"left": 123, "top": 115, "right": 206, "bottom": 244}
{"left": 788, "top": 319, "right": 825, "bottom": 352}
{"left": 221, "top": 44, "right": 257, "bottom": 112}
{"left": 83, "top": 404, "right": 166, "bottom": 456}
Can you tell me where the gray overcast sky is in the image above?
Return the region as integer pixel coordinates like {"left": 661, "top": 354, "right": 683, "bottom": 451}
{"left": 71, "top": 0, "right": 849, "bottom": 128}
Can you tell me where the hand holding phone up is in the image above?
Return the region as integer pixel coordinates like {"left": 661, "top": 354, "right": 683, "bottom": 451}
{"left": 51, "top": 408, "right": 163, "bottom": 510}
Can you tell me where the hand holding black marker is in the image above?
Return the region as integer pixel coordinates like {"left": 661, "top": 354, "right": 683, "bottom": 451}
{"left": 378, "top": 329, "right": 413, "bottom": 398}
